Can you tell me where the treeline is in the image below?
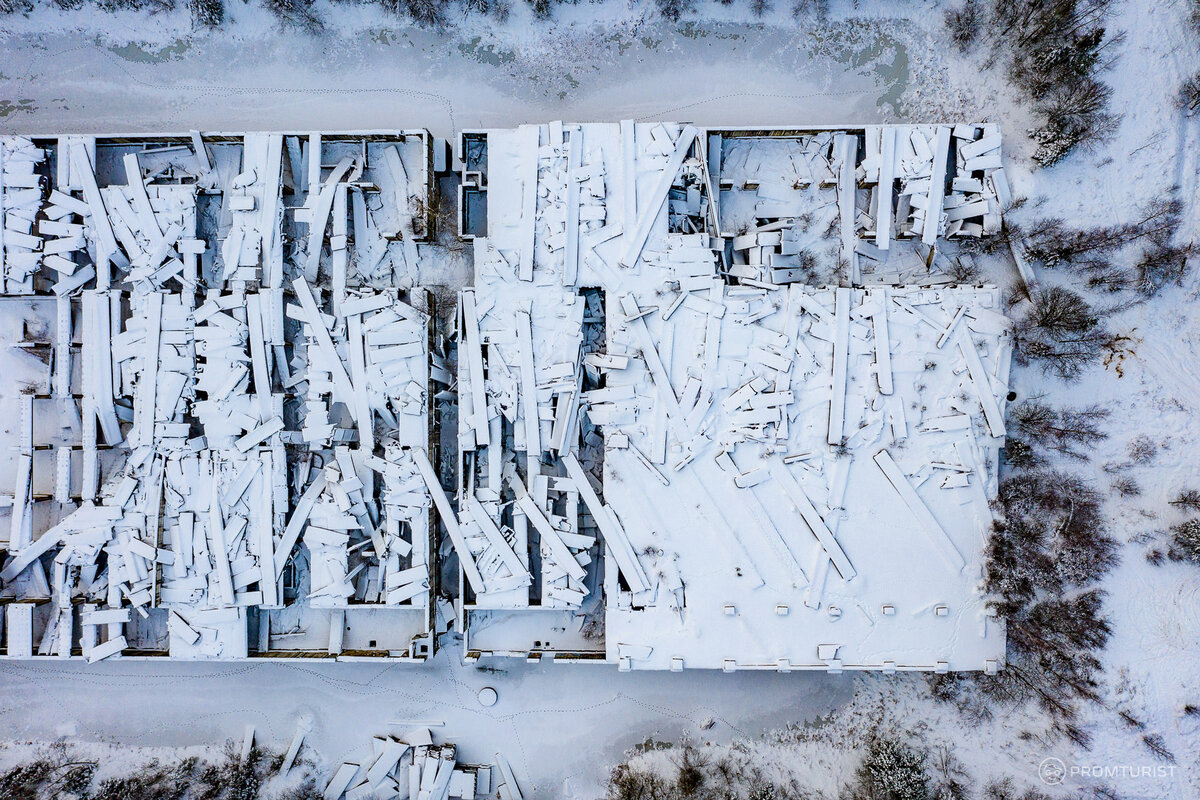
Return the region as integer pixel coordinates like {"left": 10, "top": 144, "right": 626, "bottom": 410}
{"left": 0, "top": 0, "right": 834, "bottom": 28}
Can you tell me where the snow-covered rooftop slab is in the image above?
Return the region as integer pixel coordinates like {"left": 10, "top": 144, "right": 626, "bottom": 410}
{"left": 0, "top": 132, "right": 441, "bottom": 662}
{"left": 453, "top": 122, "right": 1009, "bottom": 671}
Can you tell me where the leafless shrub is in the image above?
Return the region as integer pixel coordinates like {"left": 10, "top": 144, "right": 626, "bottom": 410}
{"left": 1110, "top": 475, "right": 1140, "bottom": 497}
{"left": 1135, "top": 242, "right": 1193, "bottom": 297}
{"left": 608, "top": 763, "right": 673, "bottom": 800}
{"left": 981, "top": 778, "right": 1052, "bottom": 800}
{"left": 791, "top": 0, "right": 827, "bottom": 20}
{"left": 1126, "top": 434, "right": 1157, "bottom": 464}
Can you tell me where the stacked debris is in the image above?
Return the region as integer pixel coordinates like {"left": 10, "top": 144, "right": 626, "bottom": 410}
{"left": 322, "top": 730, "right": 516, "bottom": 800}
{"left": 1, "top": 137, "right": 50, "bottom": 294}
{"left": 286, "top": 281, "right": 433, "bottom": 612}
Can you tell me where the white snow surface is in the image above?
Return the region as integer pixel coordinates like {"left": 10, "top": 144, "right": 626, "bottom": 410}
{"left": 1, "top": 0, "right": 1200, "bottom": 798}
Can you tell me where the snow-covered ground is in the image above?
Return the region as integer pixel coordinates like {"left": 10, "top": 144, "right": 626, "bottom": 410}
{"left": 2, "top": 0, "right": 1200, "bottom": 798}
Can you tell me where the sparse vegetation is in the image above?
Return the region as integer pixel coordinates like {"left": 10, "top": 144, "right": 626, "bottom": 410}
{"left": 653, "top": 0, "right": 695, "bottom": 22}
{"left": 980, "top": 781, "right": 1051, "bottom": 800}
{"left": 1126, "top": 434, "right": 1157, "bottom": 464}
{"left": 943, "top": 4, "right": 981, "bottom": 51}
{"left": 1169, "top": 488, "right": 1200, "bottom": 512}
{"left": 0, "top": 741, "right": 289, "bottom": 800}
{"left": 1020, "top": 196, "right": 1187, "bottom": 294}
{"left": 943, "top": 0, "right": 1121, "bottom": 166}
{"left": 791, "top": 0, "right": 827, "bottom": 20}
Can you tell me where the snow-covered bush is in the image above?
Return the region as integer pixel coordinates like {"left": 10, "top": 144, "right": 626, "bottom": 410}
{"left": 1126, "top": 434, "right": 1157, "bottom": 464}
{"left": 91, "top": 0, "right": 177, "bottom": 10}
{"left": 373, "top": 0, "right": 448, "bottom": 27}
{"left": 843, "top": 738, "right": 928, "bottom": 800}
{"left": 0, "top": 0, "right": 33, "bottom": 14}
{"left": 980, "top": 780, "right": 1052, "bottom": 800}
{"left": 262, "top": 0, "right": 323, "bottom": 33}
{"left": 58, "top": 763, "right": 97, "bottom": 797}
{"left": 1169, "top": 518, "right": 1200, "bottom": 564}
{"left": 654, "top": 0, "right": 695, "bottom": 22}
{"left": 1179, "top": 72, "right": 1200, "bottom": 115}
{"left": 791, "top": 0, "right": 828, "bottom": 21}
{"left": 192, "top": 0, "right": 223, "bottom": 26}
{"left": 1170, "top": 488, "right": 1200, "bottom": 512}
{"left": 607, "top": 763, "right": 674, "bottom": 800}
{"left": 1134, "top": 241, "right": 1193, "bottom": 297}
{"left": 0, "top": 758, "right": 56, "bottom": 800}
{"left": 943, "top": 3, "right": 980, "bottom": 52}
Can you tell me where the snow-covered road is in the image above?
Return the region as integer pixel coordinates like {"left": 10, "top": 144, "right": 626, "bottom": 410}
{"left": 0, "top": 648, "right": 851, "bottom": 796}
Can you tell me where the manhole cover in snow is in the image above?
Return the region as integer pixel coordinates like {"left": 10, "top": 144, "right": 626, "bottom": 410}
{"left": 478, "top": 687, "right": 498, "bottom": 707}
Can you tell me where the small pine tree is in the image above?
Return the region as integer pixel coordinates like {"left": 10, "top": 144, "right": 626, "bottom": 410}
{"left": 655, "top": 0, "right": 694, "bottom": 22}
{"left": 943, "top": 4, "right": 980, "bottom": 52}
{"left": 1169, "top": 519, "right": 1200, "bottom": 564}
{"left": 192, "top": 0, "right": 223, "bottom": 27}
{"left": 263, "top": 0, "right": 323, "bottom": 32}
{"left": 852, "top": 739, "right": 929, "bottom": 800}
{"left": 1179, "top": 72, "right": 1200, "bottom": 115}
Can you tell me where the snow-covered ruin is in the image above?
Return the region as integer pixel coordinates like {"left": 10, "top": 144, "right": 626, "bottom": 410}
{"left": 0, "top": 131, "right": 442, "bottom": 661}
{"left": 453, "top": 123, "right": 1012, "bottom": 671}
{"left": 1, "top": 123, "right": 1012, "bottom": 673}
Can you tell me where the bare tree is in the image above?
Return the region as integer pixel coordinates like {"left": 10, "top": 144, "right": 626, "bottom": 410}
{"left": 1013, "top": 287, "right": 1113, "bottom": 381}
{"left": 1010, "top": 398, "right": 1109, "bottom": 460}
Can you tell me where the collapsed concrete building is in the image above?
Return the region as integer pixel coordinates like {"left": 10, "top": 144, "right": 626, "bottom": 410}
{"left": 452, "top": 123, "right": 1012, "bottom": 672}
{"left": 0, "top": 131, "right": 442, "bottom": 661}
{"left": 1, "top": 122, "right": 1012, "bottom": 673}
